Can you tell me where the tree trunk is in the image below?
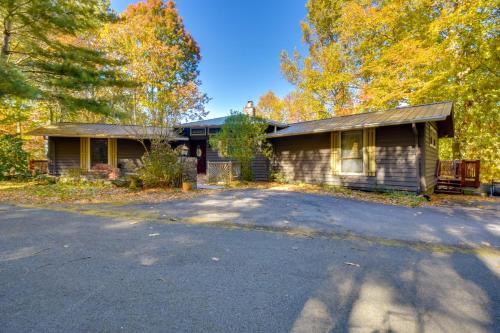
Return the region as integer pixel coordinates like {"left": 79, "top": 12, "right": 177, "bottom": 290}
{"left": 452, "top": 139, "right": 461, "bottom": 160}
{"left": 2, "top": 19, "right": 12, "bottom": 57}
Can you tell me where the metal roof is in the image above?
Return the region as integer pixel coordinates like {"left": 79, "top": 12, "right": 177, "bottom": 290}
{"left": 181, "top": 116, "right": 287, "bottom": 128}
{"left": 27, "top": 123, "right": 188, "bottom": 140}
{"left": 267, "top": 101, "right": 454, "bottom": 138}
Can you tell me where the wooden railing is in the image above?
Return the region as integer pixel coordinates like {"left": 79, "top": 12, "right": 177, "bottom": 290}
{"left": 436, "top": 160, "right": 480, "bottom": 188}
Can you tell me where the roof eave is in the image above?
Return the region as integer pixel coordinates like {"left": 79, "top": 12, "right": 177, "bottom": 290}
{"left": 27, "top": 132, "right": 188, "bottom": 141}
{"left": 267, "top": 115, "right": 449, "bottom": 139}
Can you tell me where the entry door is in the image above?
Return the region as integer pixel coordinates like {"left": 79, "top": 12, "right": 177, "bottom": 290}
{"left": 189, "top": 140, "right": 207, "bottom": 174}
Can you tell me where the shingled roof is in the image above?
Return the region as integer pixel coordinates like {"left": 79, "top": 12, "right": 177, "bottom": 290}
{"left": 27, "top": 123, "right": 188, "bottom": 140}
{"left": 267, "top": 101, "right": 454, "bottom": 138}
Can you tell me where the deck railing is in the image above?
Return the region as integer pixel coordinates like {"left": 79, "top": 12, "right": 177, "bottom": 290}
{"left": 436, "top": 160, "right": 480, "bottom": 188}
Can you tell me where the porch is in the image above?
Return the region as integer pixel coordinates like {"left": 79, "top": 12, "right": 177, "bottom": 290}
{"left": 435, "top": 160, "right": 480, "bottom": 194}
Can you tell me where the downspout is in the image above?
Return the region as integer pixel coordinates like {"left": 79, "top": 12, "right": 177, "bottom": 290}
{"left": 412, "top": 123, "right": 421, "bottom": 194}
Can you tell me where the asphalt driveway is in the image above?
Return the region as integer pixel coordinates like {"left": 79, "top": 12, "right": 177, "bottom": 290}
{"left": 1, "top": 191, "right": 499, "bottom": 332}
{"left": 123, "top": 189, "right": 500, "bottom": 248}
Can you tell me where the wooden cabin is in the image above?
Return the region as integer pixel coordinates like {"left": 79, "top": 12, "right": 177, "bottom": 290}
{"left": 267, "top": 101, "right": 455, "bottom": 193}
{"left": 28, "top": 101, "right": 456, "bottom": 193}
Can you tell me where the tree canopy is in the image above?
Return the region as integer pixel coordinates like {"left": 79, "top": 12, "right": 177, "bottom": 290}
{"left": 0, "top": 0, "right": 131, "bottom": 115}
{"left": 261, "top": 0, "right": 499, "bottom": 181}
{"left": 101, "top": 0, "right": 209, "bottom": 126}
{"left": 209, "top": 112, "right": 271, "bottom": 181}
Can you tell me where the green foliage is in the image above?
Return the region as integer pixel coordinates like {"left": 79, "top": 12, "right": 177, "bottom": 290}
{"left": 209, "top": 112, "right": 272, "bottom": 181}
{"left": 0, "top": 0, "right": 133, "bottom": 116}
{"left": 139, "top": 142, "right": 183, "bottom": 188}
{"left": 281, "top": 0, "right": 500, "bottom": 181}
{"left": 0, "top": 134, "right": 28, "bottom": 179}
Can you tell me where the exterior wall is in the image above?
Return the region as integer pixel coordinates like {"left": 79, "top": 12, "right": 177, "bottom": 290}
{"left": 422, "top": 122, "right": 438, "bottom": 192}
{"left": 48, "top": 137, "right": 146, "bottom": 175}
{"left": 117, "top": 139, "right": 146, "bottom": 172}
{"left": 50, "top": 137, "right": 80, "bottom": 175}
{"left": 270, "top": 124, "right": 419, "bottom": 192}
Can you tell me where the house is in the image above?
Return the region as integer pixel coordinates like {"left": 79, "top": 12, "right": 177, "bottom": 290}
{"left": 267, "top": 101, "right": 454, "bottom": 193}
{"left": 28, "top": 102, "right": 285, "bottom": 180}
{"left": 27, "top": 123, "right": 188, "bottom": 175}
{"left": 28, "top": 101, "right": 454, "bottom": 193}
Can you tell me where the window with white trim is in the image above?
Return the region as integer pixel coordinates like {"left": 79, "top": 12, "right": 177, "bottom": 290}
{"left": 340, "top": 130, "right": 363, "bottom": 174}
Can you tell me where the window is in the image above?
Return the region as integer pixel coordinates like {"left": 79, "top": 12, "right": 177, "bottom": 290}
{"left": 341, "top": 130, "right": 363, "bottom": 174}
{"left": 208, "top": 127, "right": 221, "bottom": 135}
{"left": 429, "top": 126, "right": 437, "bottom": 148}
{"left": 190, "top": 128, "right": 206, "bottom": 136}
{"left": 90, "top": 138, "right": 108, "bottom": 166}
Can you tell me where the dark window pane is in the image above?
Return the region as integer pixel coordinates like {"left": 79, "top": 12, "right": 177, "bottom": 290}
{"left": 91, "top": 139, "right": 108, "bottom": 166}
{"left": 191, "top": 128, "right": 206, "bottom": 135}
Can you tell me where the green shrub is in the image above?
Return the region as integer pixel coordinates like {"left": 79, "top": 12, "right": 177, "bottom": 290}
{"left": 138, "top": 142, "right": 183, "bottom": 188}
{"left": 0, "top": 134, "right": 29, "bottom": 180}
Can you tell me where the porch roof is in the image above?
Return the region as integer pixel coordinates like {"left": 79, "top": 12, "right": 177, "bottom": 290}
{"left": 27, "top": 123, "right": 188, "bottom": 140}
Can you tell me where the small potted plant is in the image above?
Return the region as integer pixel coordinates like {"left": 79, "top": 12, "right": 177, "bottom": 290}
{"left": 182, "top": 178, "right": 193, "bottom": 192}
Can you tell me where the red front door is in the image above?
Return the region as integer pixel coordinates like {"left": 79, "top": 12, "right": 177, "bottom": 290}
{"left": 189, "top": 140, "right": 207, "bottom": 174}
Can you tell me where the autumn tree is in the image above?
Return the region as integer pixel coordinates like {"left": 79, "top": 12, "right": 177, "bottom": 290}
{"left": 281, "top": 0, "right": 499, "bottom": 181}
{"left": 102, "top": 0, "right": 208, "bottom": 127}
{"left": 257, "top": 91, "right": 285, "bottom": 123}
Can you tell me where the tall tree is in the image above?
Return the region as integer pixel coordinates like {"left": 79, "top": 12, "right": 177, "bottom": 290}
{"left": 102, "top": 0, "right": 208, "bottom": 126}
{"left": 281, "top": 0, "right": 499, "bottom": 181}
{"left": 257, "top": 91, "right": 285, "bottom": 123}
{"left": 0, "top": 0, "right": 131, "bottom": 116}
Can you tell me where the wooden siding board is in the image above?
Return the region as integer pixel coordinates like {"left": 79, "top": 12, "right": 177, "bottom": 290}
{"left": 53, "top": 137, "right": 80, "bottom": 175}
{"left": 271, "top": 125, "right": 419, "bottom": 192}
{"left": 423, "top": 122, "right": 438, "bottom": 191}
{"left": 117, "top": 139, "right": 146, "bottom": 171}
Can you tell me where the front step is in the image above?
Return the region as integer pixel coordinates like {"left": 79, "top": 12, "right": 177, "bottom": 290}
{"left": 435, "top": 177, "right": 463, "bottom": 194}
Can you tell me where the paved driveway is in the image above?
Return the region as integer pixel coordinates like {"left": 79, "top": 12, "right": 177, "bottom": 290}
{"left": 0, "top": 191, "right": 499, "bottom": 332}
{"left": 124, "top": 189, "right": 500, "bottom": 248}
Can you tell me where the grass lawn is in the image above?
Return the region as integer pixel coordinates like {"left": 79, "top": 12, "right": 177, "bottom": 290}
{"left": 0, "top": 179, "right": 496, "bottom": 208}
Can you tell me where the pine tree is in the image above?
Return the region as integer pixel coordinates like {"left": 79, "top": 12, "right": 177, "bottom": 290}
{"left": 0, "top": 0, "right": 132, "bottom": 116}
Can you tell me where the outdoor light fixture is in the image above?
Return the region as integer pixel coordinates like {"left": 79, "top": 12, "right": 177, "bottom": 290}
{"left": 196, "top": 145, "right": 202, "bottom": 158}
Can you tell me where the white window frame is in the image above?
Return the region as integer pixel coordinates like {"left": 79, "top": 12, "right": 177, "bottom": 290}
{"left": 190, "top": 128, "right": 207, "bottom": 136}
{"left": 339, "top": 130, "right": 365, "bottom": 176}
{"left": 429, "top": 126, "right": 437, "bottom": 148}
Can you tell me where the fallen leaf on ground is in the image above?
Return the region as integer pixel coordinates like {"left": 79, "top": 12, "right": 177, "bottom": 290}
{"left": 149, "top": 233, "right": 160, "bottom": 237}
{"left": 211, "top": 257, "right": 220, "bottom": 261}
{"left": 344, "top": 262, "right": 360, "bottom": 267}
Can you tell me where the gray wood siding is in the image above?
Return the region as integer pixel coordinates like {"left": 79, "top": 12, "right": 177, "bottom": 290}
{"left": 52, "top": 137, "right": 80, "bottom": 175}
{"left": 207, "top": 143, "right": 269, "bottom": 181}
{"left": 271, "top": 124, "right": 419, "bottom": 192}
{"left": 117, "top": 139, "right": 145, "bottom": 172}
{"left": 423, "top": 122, "right": 438, "bottom": 191}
